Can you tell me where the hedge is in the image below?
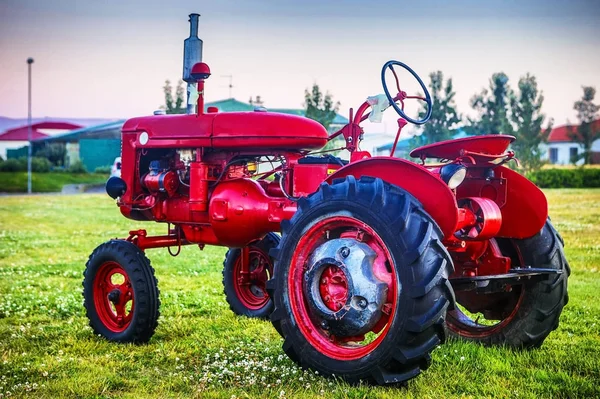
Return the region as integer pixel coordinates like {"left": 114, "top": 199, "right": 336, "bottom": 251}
{"left": 0, "top": 157, "right": 52, "bottom": 173}
{"left": 527, "top": 168, "right": 600, "bottom": 188}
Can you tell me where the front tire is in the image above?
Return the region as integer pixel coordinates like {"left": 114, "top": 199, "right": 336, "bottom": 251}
{"left": 83, "top": 240, "right": 160, "bottom": 343}
{"left": 446, "top": 219, "right": 570, "bottom": 348}
{"left": 269, "top": 176, "right": 455, "bottom": 385}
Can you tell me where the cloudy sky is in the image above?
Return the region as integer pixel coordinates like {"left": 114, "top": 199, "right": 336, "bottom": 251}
{"left": 0, "top": 0, "right": 599, "bottom": 133}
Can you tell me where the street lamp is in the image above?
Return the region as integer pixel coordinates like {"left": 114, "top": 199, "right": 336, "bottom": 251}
{"left": 27, "top": 57, "right": 34, "bottom": 194}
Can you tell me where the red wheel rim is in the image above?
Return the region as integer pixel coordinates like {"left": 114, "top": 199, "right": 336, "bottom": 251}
{"left": 446, "top": 239, "right": 525, "bottom": 338}
{"left": 233, "top": 248, "right": 273, "bottom": 310}
{"left": 288, "top": 216, "right": 396, "bottom": 361}
{"left": 93, "top": 261, "right": 134, "bottom": 333}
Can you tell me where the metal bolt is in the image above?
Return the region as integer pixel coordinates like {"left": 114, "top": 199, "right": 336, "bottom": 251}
{"left": 358, "top": 298, "right": 367, "bottom": 309}
{"left": 320, "top": 320, "right": 329, "bottom": 330}
{"left": 340, "top": 247, "right": 350, "bottom": 258}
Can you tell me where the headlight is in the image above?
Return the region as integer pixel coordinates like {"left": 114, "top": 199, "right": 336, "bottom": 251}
{"left": 440, "top": 164, "right": 466, "bottom": 189}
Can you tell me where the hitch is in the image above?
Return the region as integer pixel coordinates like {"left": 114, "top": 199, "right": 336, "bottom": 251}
{"left": 451, "top": 268, "right": 562, "bottom": 294}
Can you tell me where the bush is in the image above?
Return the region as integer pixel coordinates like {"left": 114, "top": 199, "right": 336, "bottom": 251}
{"left": 0, "top": 157, "right": 51, "bottom": 173}
{"left": 31, "top": 157, "right": 52, "bottom": 173}
{"left": 527, "top": 168, "right": 600, "bottom": 188}
{"left": 94, "top": 165, "right": 112, "bottom": 174}
{"left": 67, "top": 160, "right": 87, "bottom": 173}
{"left": 0, "top": 158, "right": 26, "bottom": 172}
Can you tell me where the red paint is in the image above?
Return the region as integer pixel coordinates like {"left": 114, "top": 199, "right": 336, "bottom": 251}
{"left": 0, "top": 121, "right": 83, "bottom": 141}
{"left": 410, "top": 135, "right": 515, "bottom": 161}
{"left": 92, "top": 261, "right": 134, "bottom": 332}
{"left": 142, "top": 171, "right": 179, "bottom": 197}
{"left": 455, "top": 197, "right": 502, "bottom": 240}
{"left": 208, "top": 179, "right": 297, "bottom": 247}
{"left": 288, "top": 216, "right": 396, "bottom": 360}
{"left": 122, "top": 112, "right": 327, "bottom": 150}
{"left": 547, "top": 119, "right": 600, "bottom": 143}
{"left": 493, "top": 166, "right": 548, "bottom": 238}
{"left": 319, "top": 265, "right": 349, "bottom": 312}
{"left": 292, "top": 163, "right": 343, "bottom": 197}
{"left": 327, "top": 157, "right": 459, "bottom": 239}
{"left": 233, "top": 247, "right": 272, "bottom": 310}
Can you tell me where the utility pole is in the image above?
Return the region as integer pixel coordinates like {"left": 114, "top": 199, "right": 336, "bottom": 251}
{"left": 27, "top": 57, "right": 34, "bottom": 194}
{"left": 221, "top": 75, "right": 233, "bottom": 98}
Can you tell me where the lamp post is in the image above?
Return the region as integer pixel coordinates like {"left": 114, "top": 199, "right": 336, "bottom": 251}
{"left": 27, "top": 57, "right": 34, "bottom": 194}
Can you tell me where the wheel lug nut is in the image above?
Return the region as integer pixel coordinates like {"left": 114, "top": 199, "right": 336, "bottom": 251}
{"left": 340, "top": 247, "right": 350, "bottom": 258}
{"left": 358, "top": 298, "right": 367, "bottom": 309}
{"left": 320, "top": 320, "right": 329, "bottom": 330}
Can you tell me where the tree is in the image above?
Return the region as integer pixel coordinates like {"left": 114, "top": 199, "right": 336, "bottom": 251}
{"left": 568, "top": 86, "right": 600, "bottom": 164}
{"left": 304, "top": 84, "right": 342, "bottom": 152}
{"left": 162, "top": 79, "right": 185, "bottom": 114}
{"left": 467, "top": 72, "right": 513, "bottom": 135}
{"left": 411, "top": 71, "right": 461, "bottom": 148}
{"left": 304, "top": 84, "right": 340, "bottom": 131}
{"left": 35, "top": 143, "right": 67, "bottom": 166}
{"left": 509, "top": 74, "right": 552, "bottom": 172}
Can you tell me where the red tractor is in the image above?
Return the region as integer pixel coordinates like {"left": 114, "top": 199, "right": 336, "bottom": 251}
{"left": 83, "top": 20, "right": 569, "bottom": 386}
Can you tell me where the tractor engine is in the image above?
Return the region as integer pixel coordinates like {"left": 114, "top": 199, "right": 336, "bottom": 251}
{"left": 141, "top": 160, "right": 180, "bottom": 197}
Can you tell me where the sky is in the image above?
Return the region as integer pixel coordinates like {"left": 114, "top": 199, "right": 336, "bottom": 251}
{"left": 0, "top": 0, "right": 599, "bottom": 134}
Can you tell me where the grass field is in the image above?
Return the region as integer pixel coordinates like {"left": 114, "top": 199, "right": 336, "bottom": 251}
{"left": 0, "top": 172, "right": 107, "bottom": 193}
{"left": 0, "top": 190, "right": 599, "bottom": 398}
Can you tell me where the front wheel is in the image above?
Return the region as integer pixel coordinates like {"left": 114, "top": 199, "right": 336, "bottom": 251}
{"left": 269, "top": 176, "right": 454, "bottom": 385}
{"left": 446, "top": 219, "right": 570, "bottom": 348}
{"left": 83, "top": 240, "right": 160, "bottom": 343}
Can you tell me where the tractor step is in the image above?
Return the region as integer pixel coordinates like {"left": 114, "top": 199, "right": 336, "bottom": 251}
{"left": 450, "top": 268, "right": 562, "bottom": 293}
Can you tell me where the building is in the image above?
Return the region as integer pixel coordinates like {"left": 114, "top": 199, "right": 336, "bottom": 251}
{"left": 542, "top": 120, "right": 600, "bottom": 165}
{"left": 0, "top": 117, "right": 114, "bottom": 160}
{"left": 33, "top": 120, "right": 124, "bottom": 171}
{"left": 0, "top": 120, "right": 83, "bottom": 159}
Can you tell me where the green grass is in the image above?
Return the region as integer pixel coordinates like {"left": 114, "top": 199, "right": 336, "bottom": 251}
{"left": 0, "top": 172, "right": 107, "bottom": 193}
{"left": 0, "top": 189, "right": 599, "bottom": 398}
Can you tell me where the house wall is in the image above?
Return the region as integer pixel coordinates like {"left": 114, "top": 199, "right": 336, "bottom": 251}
{"left": 541, "top": 142, "right": 584, "bottom": 165}
{"left": 540, "top": 138, "right": 600, "bottom": 165}
{"left": 0, "top": 141, "right": 28, "bottom": 159}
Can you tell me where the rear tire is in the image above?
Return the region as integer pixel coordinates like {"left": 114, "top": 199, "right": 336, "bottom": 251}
{"left": 222, "top": 233, "right": 279, "bottom": 318}
{"left": 269, "top": 176, "right": 455, "bottom": 385}
{"left": 446, "top": 219, "right": 569, "bottom": 348}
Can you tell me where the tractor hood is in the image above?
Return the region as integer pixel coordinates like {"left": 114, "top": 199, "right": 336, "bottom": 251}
{"left": 122, "top": 111, "right": 328, "bottom": 150}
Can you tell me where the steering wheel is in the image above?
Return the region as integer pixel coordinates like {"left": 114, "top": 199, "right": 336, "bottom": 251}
{"left": 381, "top": 60, "right": 432, "bottom": 125}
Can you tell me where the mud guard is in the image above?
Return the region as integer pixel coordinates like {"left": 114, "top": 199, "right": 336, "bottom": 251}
{"left": 326, "top": 157, "right": 458, "bottom": 239}
{"left": 495, "top": 166, "right": 547, "bottom": 239}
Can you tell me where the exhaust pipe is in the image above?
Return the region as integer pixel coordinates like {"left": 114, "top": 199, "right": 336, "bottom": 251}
{"left": 183, "top": 13, "right": 203, "bottom": 114}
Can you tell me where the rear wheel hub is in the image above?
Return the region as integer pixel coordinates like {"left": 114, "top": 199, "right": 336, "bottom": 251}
{"left": 303, "top": 238, "right": 388, "bottom": 337}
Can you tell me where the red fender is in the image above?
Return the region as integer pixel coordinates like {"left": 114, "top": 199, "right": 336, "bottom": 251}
{"left": 456, "top": 166, "right": 547, "bottom": 239}
{"left": 326, "top": 157, "right": 458, "bottom": 239}
{"left": 493, "top": 166, "right": 547, "bottom": 239}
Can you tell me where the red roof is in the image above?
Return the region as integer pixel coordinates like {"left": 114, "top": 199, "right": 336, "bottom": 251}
{"left": 548, "top": 119, "right": 600, "bottom": 143}
{"left": 0, "top": 121, "right": 82, "bottom": 141}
